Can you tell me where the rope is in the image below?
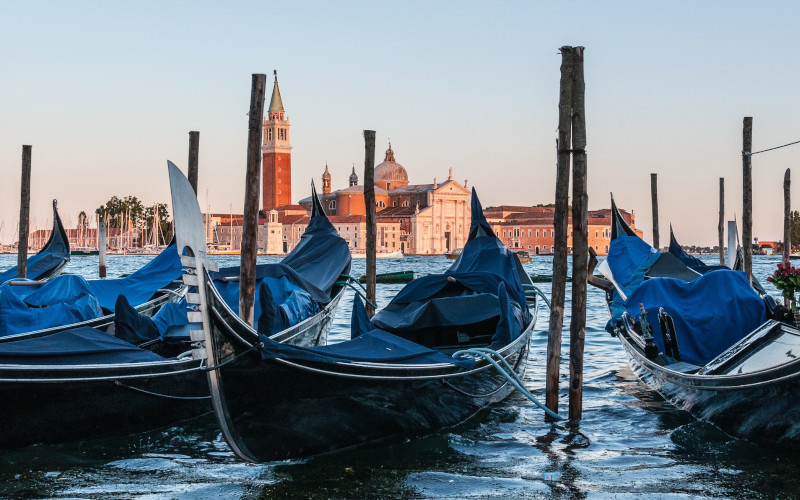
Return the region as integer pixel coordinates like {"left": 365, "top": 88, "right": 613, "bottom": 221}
{"left": 453, "top": 347, "right": 562, "bottom": 420}
{"left": 335, "top": 275, "right": 378, "bottom": 309}
{"left": 745, "top": 139, "right": 800, "bottom": 156}
{"left": 113, "top": 380, "right": 211, "bottom": 400}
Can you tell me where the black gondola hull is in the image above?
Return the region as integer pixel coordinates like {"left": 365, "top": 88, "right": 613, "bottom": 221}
{"left": 205, "top": 278, "right": 533, "bottom": 462}
{"left": 617, "top": 326, "right": 800, "bottom": 443}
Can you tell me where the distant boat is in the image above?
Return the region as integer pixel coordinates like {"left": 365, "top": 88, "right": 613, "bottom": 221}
{"left": 445, "top": 248, "right": 462, "bottom": 260}
{"left": 351, "top": 249, "right": 403, "bottom": 259}
{"left": 71, "top": 248, "right": 99, "bottom": 256}
{"left": 358, "top": 270, "right": 417, "bottom": 284}
{"left": 510, "top": 249, "right": 532, "bottom": 263}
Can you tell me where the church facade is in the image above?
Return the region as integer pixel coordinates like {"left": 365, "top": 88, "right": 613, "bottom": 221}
{"left": 299, "top": 145, "right": 471, "bottom": 255}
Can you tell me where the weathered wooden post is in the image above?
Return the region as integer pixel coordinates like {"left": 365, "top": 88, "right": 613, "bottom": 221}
{"left": 742, "top": 117, "right": 753, "bottom": 282}
{"left": 17, "top": 145, "right": 32, "bottom": 278}
{"left": 650, "top": 173, "right": 659, "bottom": 249}
{"left": 188, "top": 131, "right": 200, "bottom": 194}
{"left": 239, "top": 74, "right": 267, "bottom": 326}
{"left": 568, "top": 46, "right": 588, "bottom": 421}
{"left": 719, "top": 178, "right": 725, "bottom": 265}
{"left": 363, "top": 130, "right": 377, "bottom": 317}
{"left": 545, "top": 46, "right": 576, "bottom": 416}
{"left": 784, "top": 168, "right": 791, "bottom": 263}
{"left": 98, "top": 221, "right": 107, "bottom": 278}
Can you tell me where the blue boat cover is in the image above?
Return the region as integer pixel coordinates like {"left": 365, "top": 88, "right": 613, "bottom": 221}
{"left": 259, "top": 297, "right": 475, "bottom": 368}
{"left": 0, "top": 276, "right": 103, "bottom": 336}
{"left": 606, "top": 213, "right": 768, "bottom": 365}
{"left": 87, "top": 243, "right": 184, "bottom": 312}
{"left": 623, "top": 270, "right": 767, "bottom": 365}
{"left": 0, "top": 203, "right": 70, "bottom": 284}
{"left": 0, "top": 326, "right": 164, "bottom": 365}
{"left": 257, "top": 188, "right": 527, "bottom": 368}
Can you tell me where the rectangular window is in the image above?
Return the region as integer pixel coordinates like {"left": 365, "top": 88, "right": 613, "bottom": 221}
{"left": 528, "top": 229, "right": 532, "bottom": 238}
{"left": 536, "top": 230, "right": 539, "bottom": 238}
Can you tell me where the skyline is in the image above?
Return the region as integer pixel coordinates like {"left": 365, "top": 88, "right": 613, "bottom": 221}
{"left": 2, "top": 1, "right": 800, "bottom": 246}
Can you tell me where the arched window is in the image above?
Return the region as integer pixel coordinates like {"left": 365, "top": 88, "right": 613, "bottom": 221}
{"left": 402, "top": 200, "right": 410, "bottom": 207}
{"left": 329, "top": 200, "right": 337, "bottom": 210}
{"left": 377, "top": 200, "right": 386, "bottom": 208}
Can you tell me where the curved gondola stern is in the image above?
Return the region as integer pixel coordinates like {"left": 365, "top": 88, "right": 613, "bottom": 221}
{"left": 167, "top": 161, "right": 253, "bottom": 461}
{"left": 610, "top": 193, "right": 636, "bottom": 241}
{"left": 44, "top": 199, "right": 71, "bottom": 260}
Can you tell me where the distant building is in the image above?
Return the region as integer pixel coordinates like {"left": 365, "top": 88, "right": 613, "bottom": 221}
{"left": 300, "top": 144, "right": 471, "bottom": 254}
{"left": 262, "top": 72, "right": 292, "bottom": 211}
{"left": 486, "top": 206, "right": 642, "bottom": 256}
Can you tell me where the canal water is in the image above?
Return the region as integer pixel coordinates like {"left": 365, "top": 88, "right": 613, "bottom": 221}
{"left": 0, "top": 253, "right": 797, "bottom": 499}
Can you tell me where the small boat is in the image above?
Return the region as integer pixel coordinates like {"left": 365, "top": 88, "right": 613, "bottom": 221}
{"left": 198, "top": 188, "right": 540, "bottom": 462}
{"left": 0, "top": 200, "right": 70, "bottom": 283}
{"left": 70, "top": 248, "right": 99, "bottom": 256}
{"left": 358, "top": 270, "right": 417, "bottom": 284}
{"left": 0, "top": 163, "right": 351, "bottom": 449}
{"left": 445, "top": 248, "right": 462, "bottom": 260}
{"left": 350, "top": 249, "right": 403, "bottom": 259}
{"left": 590, "top": 196, "right": 800, "bottom": 444}
{"left": 511, "top": 249, "right": 532, "bottom": 263}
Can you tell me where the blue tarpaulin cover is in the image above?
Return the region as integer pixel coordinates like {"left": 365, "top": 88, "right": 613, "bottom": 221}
{"left": 0, "top": 276, "right": 103, "bottom": 336}
{"left": 623, "top": 270, "right": 767, "bottom": 365}
{"left": 606, "top": 216, "right": 767, "bottom": 366}
{"left": 0, "top": 326, "right": 164, "bottom": 365}
{"left": 87, "top": 243, "right": 184, "bottom": 312}
{"left": 258, "top": 188, "right": 528, "bottom": 368}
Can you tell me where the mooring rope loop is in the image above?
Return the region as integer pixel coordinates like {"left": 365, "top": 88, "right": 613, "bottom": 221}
{"left": 335, "top": 274, "right": 378, "bottom": 309}
{"left": 744, "top": 139, "right": 800, "bottom": 157}
{"left": 453, "top": 347, "right": 562, "bottom": 420}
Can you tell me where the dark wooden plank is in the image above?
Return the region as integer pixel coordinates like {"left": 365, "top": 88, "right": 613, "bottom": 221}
{"left": 188, "top": 131, "right": 200, "bottom": 194}
{"left": 651, "top": 173, "right": 659, "bottom": 249}
{"left": 742, "top": 116, "right": 753, "bottom": 282}
{"left": 17, "top": 145, "right": 31, "bottom": 278}
{"left": 363, "top": 130, "right": 377, "bottom": 317}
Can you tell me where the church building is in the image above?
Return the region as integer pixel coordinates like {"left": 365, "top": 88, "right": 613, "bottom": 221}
{"left": 300, "top": 144, "right": 472, "bottom": 255}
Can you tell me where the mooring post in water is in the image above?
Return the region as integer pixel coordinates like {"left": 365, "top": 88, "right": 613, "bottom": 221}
{"left": 98, "top": 221, "right": 107, "bottom": 278}
{"left": 188, "top": 131, "right": 200, "bottom": 195}
{"left": 784, "top": 168, "right": 791, "bottom": 261}
{"left": 650, "top": 173, "right": 659, "bottom": 249}
{"left": 545, "top": 46, "right": 577, "bottom": 417}
{"left": 239, "top": 73, "right": 267, "bottom": 326}
{"left": 363, "top": 130, "right": 377, "bottom": 317}
{"left": 742, "top": 117, "right": 753, "bottom": 283}
{"left": 719, "top": 177, "right": 725, "bottom": 265}
{"left": 568, "top": 46, "right": 588, "bottom": 421}
{"left": 17, "top": 145, "right": 32, "bottom": 279}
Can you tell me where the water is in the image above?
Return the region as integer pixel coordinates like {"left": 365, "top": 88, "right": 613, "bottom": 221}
{"left": 0, "top": 253, "right": 797, "bottom": 498}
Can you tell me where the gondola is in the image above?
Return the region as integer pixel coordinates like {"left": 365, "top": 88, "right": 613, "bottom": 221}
{"left": 0, "top": 200, "right": 70, "bottom": 284}
{"left": 193, "top": 188, "right": 539, "bottom": 462}
{"left": 0, "top": 162, "right": 352, "bottom": 449}
{"left": 591, "top": 196, "right": 800, "bottom": 444}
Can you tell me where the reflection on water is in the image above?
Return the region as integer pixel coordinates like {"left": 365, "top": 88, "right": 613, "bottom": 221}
{"left": 0, "top": 253, "right": 798, "bottom": 498}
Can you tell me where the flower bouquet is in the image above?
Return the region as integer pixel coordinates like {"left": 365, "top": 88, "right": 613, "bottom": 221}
{"left": 767, "top": 261, "right": 800, "bottom": 322}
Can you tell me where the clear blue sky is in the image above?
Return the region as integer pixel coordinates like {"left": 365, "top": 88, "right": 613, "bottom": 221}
{"left": 1, "top": 1, "right": 799, "bottom": 246}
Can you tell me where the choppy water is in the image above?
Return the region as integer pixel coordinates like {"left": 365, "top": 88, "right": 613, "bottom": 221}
{"left": 0, "top": 253, "right": 797, "bottom": 499}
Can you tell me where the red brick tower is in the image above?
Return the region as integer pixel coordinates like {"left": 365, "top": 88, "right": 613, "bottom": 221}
{"left": 262, "top": 71, "right": 292, "bottom": 210}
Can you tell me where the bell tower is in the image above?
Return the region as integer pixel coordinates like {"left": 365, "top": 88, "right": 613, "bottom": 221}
{"left": 262, "top": 70, "right": 292, "bottom": 210}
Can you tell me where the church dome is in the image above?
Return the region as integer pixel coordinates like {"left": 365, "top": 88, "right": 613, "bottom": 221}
{"left": 374, "top": 144, "right": 408, "bottom": 190}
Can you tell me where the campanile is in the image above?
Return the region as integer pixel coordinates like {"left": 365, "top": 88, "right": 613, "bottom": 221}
{"left": 262, "top": 71, "right": 292, "bottom": 210}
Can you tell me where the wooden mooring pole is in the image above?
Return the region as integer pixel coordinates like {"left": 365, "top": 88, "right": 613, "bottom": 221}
{"left": 784, "top": 168, "right": 791, "bottom": 263}
{"left": 719, "top": 178, "right": 725, "bottom": 265}
{"left": 568, "top": 46, "right": 588, "bottom": 421}
{"left": 363, "top": 130, "right": 377, "bottom": 317}
{"left": 545, "top": 46, "right": 576, "bottom": 416}
{"left": 17, "top": 145, "right": 32, "bottom": 278}
{"left": 650, "top": 173, "right": 659, "bottom": 249}
{"left": 742, "top": 117, "right": 753, "bottom": 282}
{"left": 98, "top": 221, "right": 107, "bottom": 278}
{"left": 239, "top": 74, "right": 267, "bottom": 326}
{"left": 188, "top": 131, "right": 200, "bottom": 194}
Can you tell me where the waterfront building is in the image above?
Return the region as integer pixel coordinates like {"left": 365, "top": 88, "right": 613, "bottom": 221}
{"left": 299, "top": 144, "right": 471, "bottom": 254}
{"left": 261, "top": 71, "right": 292, "bottom": 211}
{"left": 486, "top": 206, "right": 641, "bottom": 256}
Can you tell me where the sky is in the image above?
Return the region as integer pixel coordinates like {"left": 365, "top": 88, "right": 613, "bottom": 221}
{"left": 1, "top": 1, "right": 799, "bottom": 246}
